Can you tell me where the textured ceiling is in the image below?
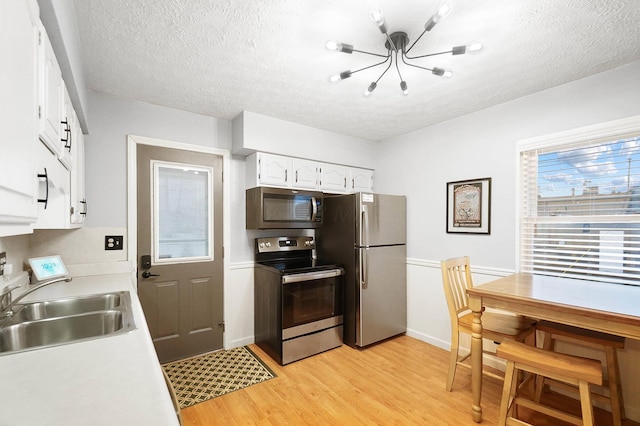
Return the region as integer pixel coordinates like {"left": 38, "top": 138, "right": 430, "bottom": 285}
{"left": 73, "top": 0, "right": 640, "bottom": 142}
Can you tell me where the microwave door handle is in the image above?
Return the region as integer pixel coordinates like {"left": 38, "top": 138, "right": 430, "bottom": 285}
{"left": 311, "top": 196, "right": 318, "bottom": 221}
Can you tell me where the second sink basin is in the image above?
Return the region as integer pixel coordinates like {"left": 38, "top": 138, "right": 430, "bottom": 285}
{"left": 9, "top": 292, "right": 123, "bottom": 322}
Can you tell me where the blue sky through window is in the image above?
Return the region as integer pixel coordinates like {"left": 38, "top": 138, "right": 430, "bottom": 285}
{"left": 538, "top": 136, "right": 640, "bottom": 198}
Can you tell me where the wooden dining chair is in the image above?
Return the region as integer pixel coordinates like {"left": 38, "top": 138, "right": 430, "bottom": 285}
{"left": 534, "top": 320, "right": 625, "bottom": 426}
{"left": 441, "top": 256, "right": 537, "bottom": 391}
{"left": 497, "top": 339, "right": 603, "bottom": 426}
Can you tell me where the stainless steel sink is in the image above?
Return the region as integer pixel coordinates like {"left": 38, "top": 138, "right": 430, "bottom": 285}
{"left": 0, "top": 291, "right": 136, "bottom": 355}
{"left": 8, "top": 292, "right": 123, "bottom": 322}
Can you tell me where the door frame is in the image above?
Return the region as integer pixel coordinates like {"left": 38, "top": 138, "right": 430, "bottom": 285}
{"left": 126, "top": 134, "right": 231, "bottom": 349}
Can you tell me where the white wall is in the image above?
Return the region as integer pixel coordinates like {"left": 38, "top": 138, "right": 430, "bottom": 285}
{"left": 232, "top": 111, "right": 376, "bottom": 169}
{"left": 375, "top": 60, "right": 640, "bottom": 420}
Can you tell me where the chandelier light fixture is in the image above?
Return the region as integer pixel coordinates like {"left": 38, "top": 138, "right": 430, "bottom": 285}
{"left": 326, "top": 1, "right": 482, "bottom": 97}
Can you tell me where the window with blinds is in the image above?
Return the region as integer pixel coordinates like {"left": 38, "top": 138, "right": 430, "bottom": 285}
{"left": 519, "top": 117, "right": 640, "bottom": 286}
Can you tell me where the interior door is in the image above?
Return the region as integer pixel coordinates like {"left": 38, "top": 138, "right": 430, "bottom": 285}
{"left": 137, "top": 144, "right": 223, "bottom": 363}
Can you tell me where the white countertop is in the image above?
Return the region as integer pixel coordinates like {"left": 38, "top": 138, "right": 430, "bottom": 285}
{"left": 0, "top": 273, "right": 179, "bottom": 426}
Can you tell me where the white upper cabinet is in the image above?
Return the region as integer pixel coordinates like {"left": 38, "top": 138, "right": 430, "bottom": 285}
{"left": 0, "top": 7, "right": 86, "bottom": 236}
{"left": 34, "top": 140, "right": 70, "bottom": 230}
{"left": 291, "top": 158, "right": 318, "bottom": 189}
{"left": 0, "top": 0, "right": 40, "bottom": 236}
{"left": 246, "top": 152, "right": 373, "bottom": 193}
{"left": 247, "top": 152, "right": 292, "bottom": 188}
{"left": 38, "top": 24, "right": 64, "bottom": 157}
{"left": 319, "top": 163, "right": 348, "bottom": 193}
{"left": 70, "top": 111, "right": 86, "bottom": 225}
{"left": 58, "top": 87, "right": 74, "bottom": 170}
{"left": 349, "top": 168, "right": 373, "bottom": 192}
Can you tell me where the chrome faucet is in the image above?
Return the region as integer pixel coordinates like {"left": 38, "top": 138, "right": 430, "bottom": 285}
{"left": 0, "top": 276, "right": 72, "bottom": 318}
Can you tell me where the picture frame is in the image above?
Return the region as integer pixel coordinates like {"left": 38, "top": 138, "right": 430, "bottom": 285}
{"left": 446, "top": 177, "right": 491, "bottom": 234}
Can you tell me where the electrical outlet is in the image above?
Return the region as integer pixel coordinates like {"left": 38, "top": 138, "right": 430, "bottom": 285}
{"left": 105, "top": 236, "right": 124, "bottom": 250}
{"left": 0, "top": 252, "right": 6, "bottom": 276}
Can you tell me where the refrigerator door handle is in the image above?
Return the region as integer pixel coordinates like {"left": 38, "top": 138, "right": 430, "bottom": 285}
{"left": 361, "top": 205, "right": 369, "bottom": 247}
{"left": 360, "top": 248, "right": 368, "bottom": 289}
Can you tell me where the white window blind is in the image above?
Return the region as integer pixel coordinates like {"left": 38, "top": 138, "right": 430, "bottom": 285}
{"left": 519, "top": 118, "right": 640, "bottom": 286}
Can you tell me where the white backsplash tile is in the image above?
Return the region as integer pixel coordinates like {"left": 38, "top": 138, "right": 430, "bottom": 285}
{"left": 0, "top": 227, "right": 128, "bottom": 277}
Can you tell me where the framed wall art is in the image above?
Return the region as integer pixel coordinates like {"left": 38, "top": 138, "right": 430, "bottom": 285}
{"left": 446, "top": 177, "right": 491, "bottom": 234}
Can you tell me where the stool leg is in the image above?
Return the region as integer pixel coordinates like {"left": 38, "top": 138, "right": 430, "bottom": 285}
{"left": 578, "top": 381, "right": 595, "bottom": 426}
{"left": 534, "top": 331, "right": 554, "bottom": 402}
{"left": 498, "top": 360, "right": 518, "bottom": 426}
{"left": 446, "top": 331, "right": 460, "bottom": 391}
{"left": 605, "top": 346, "right": 624, "bottom": 426}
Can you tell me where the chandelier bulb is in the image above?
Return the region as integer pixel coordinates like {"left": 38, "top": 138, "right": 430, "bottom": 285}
{"left": 364, "top": 82, "right": 377, "bottom": 97}
{"left": 326, "top": 41, "right": 339, "bottom": 51}
{"left": 425, "top": 0, "right": 453, "bottom": 31}
{"left": 326, "top": 41, "right": 354, "bottom": 54}
{"left": 432, "top": 67, "right": 453, "bottom": 79}
{"left": 467, "top": 42, "right": 483, "bottom": 53}
{"left": 329, "top": 70, "right": 353, "bottom": 83}
{"left": 400, "top": 81, "right": 408, "bottom": 95}
{"left": 369, "top": 6, "right": 388, "bottom": 34}
{"left": 435, "top": 0, "right": 453, "bottom": 20}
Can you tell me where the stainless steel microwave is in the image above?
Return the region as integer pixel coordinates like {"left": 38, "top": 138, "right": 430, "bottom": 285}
{"left": 246, "top": 187, "right": 323, "bottom": 229}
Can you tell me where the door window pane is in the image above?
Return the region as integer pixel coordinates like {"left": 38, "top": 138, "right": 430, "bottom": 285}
{"left": 153, "top": 161, "right": 213, "bottom": 263}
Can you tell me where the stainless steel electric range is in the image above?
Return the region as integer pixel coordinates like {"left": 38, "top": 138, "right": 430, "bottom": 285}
{"left": 254, "top": 236, "right": 344, "bottom": 365}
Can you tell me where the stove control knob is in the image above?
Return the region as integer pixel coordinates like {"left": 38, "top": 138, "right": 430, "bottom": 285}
{"left": 259, "top": 242, "right": 265, "bottom": 248}
{"left": 265, "top": 242, "right": 271, "bottom": 248}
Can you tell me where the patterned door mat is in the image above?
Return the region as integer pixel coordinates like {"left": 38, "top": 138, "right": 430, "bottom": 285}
{"left": 162, "top": 346, "right": 277, "bottom": 408}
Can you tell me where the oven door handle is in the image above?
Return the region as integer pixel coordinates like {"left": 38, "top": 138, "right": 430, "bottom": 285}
{"left": 282, "top": 268, "right": 345, "bottom": 284}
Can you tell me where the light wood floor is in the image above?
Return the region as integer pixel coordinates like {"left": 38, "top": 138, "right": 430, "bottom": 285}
{"left": 181, "top": 335, "right": 637, "bottom": 425}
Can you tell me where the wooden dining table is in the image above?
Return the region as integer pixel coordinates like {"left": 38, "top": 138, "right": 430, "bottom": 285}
{"left": 466, "top": 272, "right": 640, "bottom": 423}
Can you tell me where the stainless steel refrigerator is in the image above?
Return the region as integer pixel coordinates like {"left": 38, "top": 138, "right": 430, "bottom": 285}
{"left": 317, "top": 192, "right": 407, "bottom": 347}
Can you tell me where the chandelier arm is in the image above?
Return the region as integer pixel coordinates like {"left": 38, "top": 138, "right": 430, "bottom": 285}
{"left": 401, "top": 54, "right": 436, "bottom": 72}
{"left": 350, "top": 55, "right": 391, "bottom": 75}
{"left": 384, "top": 33, "right": 397, "bottom": 51}
{"left": 394, "top": 50, "right": 404, "bottom": 81}
{"left": 373, "top": 54, "right": 394, "bottom": 84}
{"left": 404, "top": 49, "right": 454, "bottom": 60}
{"left": 404, "top": 28, "right": 428, "bottom": 55}
{"left": 352, "top": 48, "right": 391, "bottom": 59}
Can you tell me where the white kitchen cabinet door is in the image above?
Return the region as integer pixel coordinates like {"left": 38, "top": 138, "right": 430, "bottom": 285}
{"left": 38, "top": 24, "right": 64, "bottom": 157}
{"left": 70, "top": 112, "right": 86, "bottom": 225}
{"left": 319, "top": 163, "right": 348, "bottom": 193}
{"left": 34, "top": 141, "right": 71, "bottom": 229}
{"left": 255, "top": 152, "right": 292, "bottom": 187}
{"left": 0, "top": 0, "right": 39, "bottom": 236}
{"left": 349, "top": 168, "right": 373, "bottom": 192}
{"left": 57, "top": 88, "right": 73, "bottom": 170}
{"left": 291, "top": 158, "right": 318, "bottom": 189}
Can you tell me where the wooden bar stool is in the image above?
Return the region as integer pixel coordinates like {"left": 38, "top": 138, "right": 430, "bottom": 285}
{"left": 441, "top": 257, "right": 537, "bottom": 391}
{"left": 496, "top": 339, "right": 603, "bottom": 426}
{"left": 535, "top": 320, "right": 625, "bottom": 426}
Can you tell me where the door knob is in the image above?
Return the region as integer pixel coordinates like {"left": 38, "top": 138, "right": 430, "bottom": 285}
{"left": 141, "top": 271, "right": 160, "bottom": 278}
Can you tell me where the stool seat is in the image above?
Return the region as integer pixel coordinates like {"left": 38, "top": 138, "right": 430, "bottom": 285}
{"left": 535, "top": 320, "right": 625, "bottom": 426}
{"left": 497, "top": 339, "right": 602, "bottom": 426}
